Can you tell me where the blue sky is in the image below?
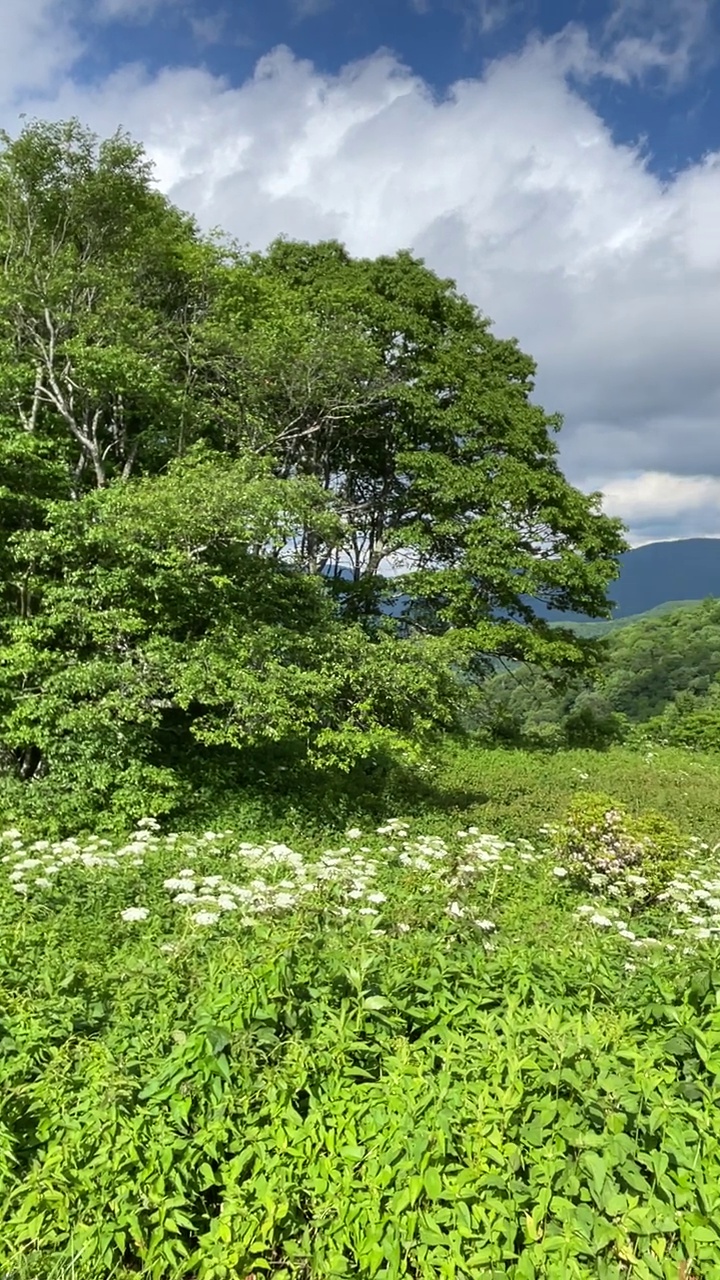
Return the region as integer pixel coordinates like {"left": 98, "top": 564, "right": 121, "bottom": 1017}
{"left": 79, "top": 0, "right": 720, "bottom": 181}
{"left": 2, "top": 0, "right": 720, "bottom": 545}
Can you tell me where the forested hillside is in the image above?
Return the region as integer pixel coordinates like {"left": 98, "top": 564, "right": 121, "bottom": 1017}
{"left": 476, "top": 596, "right": 720, "bottom": 748}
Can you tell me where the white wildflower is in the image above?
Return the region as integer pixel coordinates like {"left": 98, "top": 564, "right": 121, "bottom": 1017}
{"left": 216, "top": 895, "right": 239, "bottom": 911}
{"left": 191, "top": 911, "right": 220, "bottom": 926}
{"left": 273, "top": 893, "right": 297, "bottom": 910}
{"left": 552, "top": 867, "right": 569, "bottom": 878}
{"left": 120, "top": 907, "right": 149, "bottom": 922}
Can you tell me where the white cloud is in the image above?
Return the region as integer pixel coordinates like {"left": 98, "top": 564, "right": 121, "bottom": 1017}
{"left": 600, "top": 0, "right": 714, "bottom": 86}
{"left": 602, "top": 473, "right": 720, "bottom": 521}
{"left": 287, "top": 0, "right": 336, "bottom": 18}
{"left": 189, "top": 11, "right": 229, "bottom": 45}
{"left": 3, "top": 10, "right": 720, "bottom": 543}
{"left": 0, "top": 0, "right": 83, "bottom": 102}
{"left": 455, "top": 0, "right": 518, "bottom": 38}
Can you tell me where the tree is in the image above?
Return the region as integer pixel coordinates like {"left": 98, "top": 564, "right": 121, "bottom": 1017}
{"left": 248, "top": 239, "right": 628, "bottom": 667}
{"left": 0, "top": 119, "right": 632, "bottom": 827}
{"left": 563, "top": 690, "right": 627, "bottom": 750}
{"left": 0, "top": 117, "right": 210, "bottom": 495}
{"left": 0, "top": 449, "right": 473, "bottom": 829}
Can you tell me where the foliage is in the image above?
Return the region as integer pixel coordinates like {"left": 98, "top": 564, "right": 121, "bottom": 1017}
{"left": 0, "top": 118, "right": 630, "bottom": 826}
{"left": 249, "top": 239, "right": 628, "bottom": 648}
{"left": 562, "top": 693, "right": 628, "bottom": 752}
{"left": 473, "top": 598, "right": 720, "bottom": 748}
{"left": 0, "top": 447, "right": 480, "bottom": 833}
{"left": 543, "top": 792, "right": 688, "bottom": 904}
{"left": 0, "top": 117, "right": 209, "bottom": 494}
{"left": 2, "top": 795, "right": 720, "bottom": 1279}
{"left": 597, "top": 598, "right": 720, "bottom": 723}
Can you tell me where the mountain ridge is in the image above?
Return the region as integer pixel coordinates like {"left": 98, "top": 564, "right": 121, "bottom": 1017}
{"left": 535, "top": 537, "right": 720, "bottom": 623}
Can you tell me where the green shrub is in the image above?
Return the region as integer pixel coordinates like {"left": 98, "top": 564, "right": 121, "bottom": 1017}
{"left": 545, "top": 790, "right": 688, "bottom": 903}
{"left": 562, "top": 694, "right": 628, "bottom": 751}
{"left": 666, "top": 708, "right": 720, "bottom": 752}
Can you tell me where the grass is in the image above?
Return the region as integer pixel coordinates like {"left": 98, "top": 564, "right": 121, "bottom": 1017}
{"left": 1, "top": 742, "right": 720, "bottom": 1279}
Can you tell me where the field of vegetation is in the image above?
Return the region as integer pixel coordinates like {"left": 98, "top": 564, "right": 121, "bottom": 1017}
{"left": 3, "top": 743, "right": 720, "bottom": 1280}
{"left": 3, "top": 118, "right": 720, "bottom": 1279}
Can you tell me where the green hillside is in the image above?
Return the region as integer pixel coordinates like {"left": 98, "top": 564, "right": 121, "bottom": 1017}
{"left": 548, "top": 598, "right": 707, "bottom": 638}
{"left": 477, "top": 597, "right": 720, "bottom": 747}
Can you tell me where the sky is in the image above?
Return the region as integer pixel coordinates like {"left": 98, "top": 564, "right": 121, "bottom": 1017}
{"left": 1, "top": 0, "right": 720, "bottom": 547}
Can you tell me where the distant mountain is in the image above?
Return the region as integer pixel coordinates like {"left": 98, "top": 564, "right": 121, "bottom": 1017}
{"left": 326, "top": 538, "right": 720, "bottom": 627}
{"left": 535, "top": 538, "right": 720, "bottom": 623}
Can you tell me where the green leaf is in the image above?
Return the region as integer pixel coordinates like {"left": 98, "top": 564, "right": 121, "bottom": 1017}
{"left": 424, "top": 1168, "right": 443, "bottom": 1200}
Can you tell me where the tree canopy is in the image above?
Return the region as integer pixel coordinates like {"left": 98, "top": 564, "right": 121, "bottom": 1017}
{"left": 0, "top": 117, "right": 628, "bottom": 829}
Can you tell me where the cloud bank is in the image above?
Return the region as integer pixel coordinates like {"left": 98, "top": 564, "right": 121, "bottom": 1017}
{"left": 2, "top": 0, "right": 720, "bottom": 545}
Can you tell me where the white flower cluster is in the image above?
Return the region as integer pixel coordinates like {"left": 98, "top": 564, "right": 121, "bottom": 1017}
{"left": 0, "top": 819, "right": 173, "bottom": 896}
{"left": 1, "top": 819, "right": 511, "bottom": 940}
{"left": 397, "top": 828, "right": 536, "bottom": 883}
{"left": 656, "top": 867, "right": 720, "bottom": 943}
{"left": 544, "top": 809, "right": 649, "bottom": 887}
{"left": 160, "top": 840, "right": 384, "bottom": 929}
{"left": 574, "top": 903, "right": 653, "bottom": 945}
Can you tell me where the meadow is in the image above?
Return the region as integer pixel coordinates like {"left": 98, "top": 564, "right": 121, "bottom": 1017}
{"left": 1, "top": 744, "right": 720, "bottom": 1280}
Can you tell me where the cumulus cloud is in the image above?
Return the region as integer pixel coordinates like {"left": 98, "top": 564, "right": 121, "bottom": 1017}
{"left": 597, "top": 473, "right": 720, "bottom": 545}
{"left": 2, "top": 4, "right": 720, "bottom": 544}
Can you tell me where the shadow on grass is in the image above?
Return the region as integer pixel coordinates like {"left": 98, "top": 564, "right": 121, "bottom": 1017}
{"left": 172, "top": 739, "right": 491, "bottom": 836}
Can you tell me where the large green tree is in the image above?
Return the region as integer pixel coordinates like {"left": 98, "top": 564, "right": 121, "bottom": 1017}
{"left": 0, "top": 119, "right": 211, "bottom": 493}
{"left": 246, "top": 239, "right": 628, "bottom": 664}
{"left": 0, "top": 119, "right": 630, "bottom": 827}
{"left": 0, "top": 449, "right": 472, "bottom": 827}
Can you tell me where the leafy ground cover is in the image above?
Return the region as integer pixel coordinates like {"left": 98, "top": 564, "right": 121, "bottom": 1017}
{"left": 2, "top": 746, "right": 720, "bottom": 1279}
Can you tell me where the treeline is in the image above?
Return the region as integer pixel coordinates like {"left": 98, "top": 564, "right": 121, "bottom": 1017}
{"left": 0, "top": 119, "right": 628, "bottom": 831}
{"left": 474, "top": 598, "right": 720, "bottom": 750}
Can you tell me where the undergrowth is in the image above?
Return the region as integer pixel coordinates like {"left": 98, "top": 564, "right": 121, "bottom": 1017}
{"left": 1, "top": 744, "right": 720, "bottom": 1278}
